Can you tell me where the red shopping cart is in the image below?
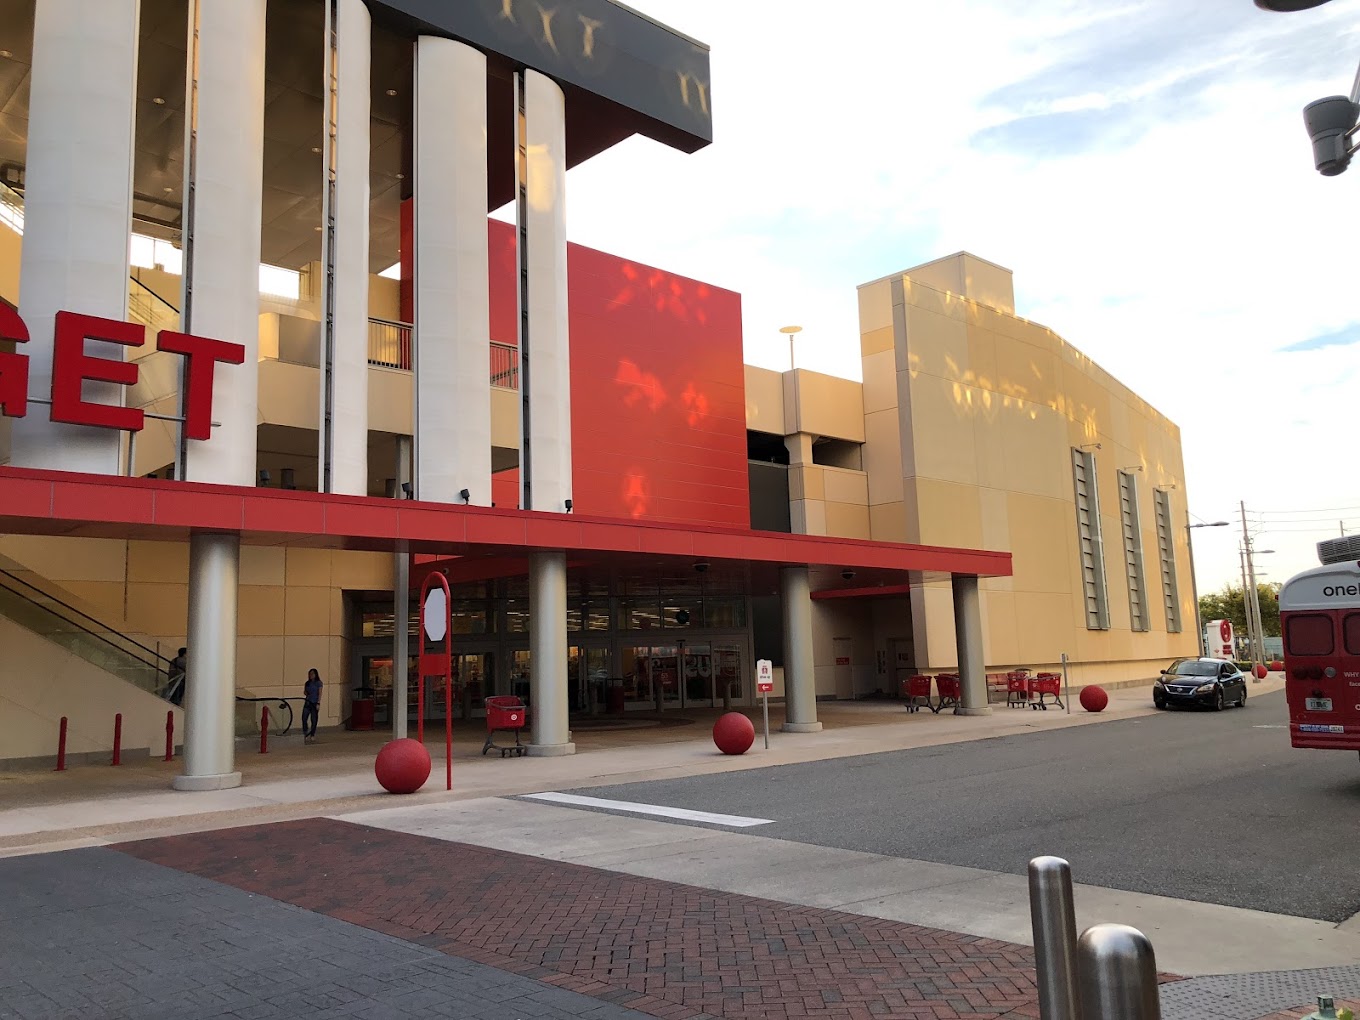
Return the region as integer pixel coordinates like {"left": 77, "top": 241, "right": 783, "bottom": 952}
{"left": 481, "top": 696, "right": 528, "bottom": 757}
{"left": 933, "top": 673, "right": 961, "bottom": 714}
{"left": 902, "top": 674, "right": 933, "bottom": 713}
{"left": 1006, "top": 670, "right": 1031, "bottom": 708}
{"left": 1026, "top": 672, "right": 1064, "bottom": 710}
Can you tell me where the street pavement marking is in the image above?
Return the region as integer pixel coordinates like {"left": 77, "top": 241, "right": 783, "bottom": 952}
{"left": 522, "top": 792, "right": 774, "bottom": 828}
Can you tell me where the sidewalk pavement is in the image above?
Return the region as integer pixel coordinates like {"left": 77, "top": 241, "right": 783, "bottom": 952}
{"left": 1, "top": 678, "right": 1239, "bottom": 854}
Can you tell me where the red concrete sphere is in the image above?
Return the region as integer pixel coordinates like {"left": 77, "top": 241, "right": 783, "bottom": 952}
{"left": 1079, "top": 685, "right": 1109, "bottom": 713}
{"left": 712, "top": 712, "right": 755, "bottom": 756}
{"left": 375, "top": 738, "right": 431, "bottom": 794}
{"left": 1253, "top": 664, "right": 1269, "bottom": 679}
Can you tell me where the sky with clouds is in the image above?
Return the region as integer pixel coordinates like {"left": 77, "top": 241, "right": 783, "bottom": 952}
{"left": 549, "top": 0, "right": 1360, "bottom": 595}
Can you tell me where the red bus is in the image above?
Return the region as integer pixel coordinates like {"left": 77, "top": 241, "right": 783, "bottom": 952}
{"left": 1280, "top": 560, "right": 1360, "bottom": 754}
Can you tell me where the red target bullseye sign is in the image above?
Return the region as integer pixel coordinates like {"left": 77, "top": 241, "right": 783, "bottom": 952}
{"left": 1220, "top": 620, "right": 1232, "bottom": 644}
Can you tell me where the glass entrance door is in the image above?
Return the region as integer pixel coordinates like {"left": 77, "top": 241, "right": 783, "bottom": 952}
{"left": 678, "top": 642, "right": 744, "bottom": 708}
{"left": 569, "top": 644, "right": 610, "bottom": 715}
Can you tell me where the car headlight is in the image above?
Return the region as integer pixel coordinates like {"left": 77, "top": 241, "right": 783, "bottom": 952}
{"left": 1154, "top": 680, "right": 1165, "bottom": 688}
{"left": 1195, "top": 682, "right": 1217, "bottom": 694}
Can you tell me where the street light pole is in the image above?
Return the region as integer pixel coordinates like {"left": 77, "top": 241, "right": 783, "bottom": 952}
{"left": 1187, "top": 518, "right": 1230, "bottom": 656}
{"left": 780, "top": 325, "right": 803, "bottom": 372}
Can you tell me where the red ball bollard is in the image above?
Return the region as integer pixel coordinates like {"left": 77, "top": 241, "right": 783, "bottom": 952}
{"left": 712, "top": 712, "right": 755, "bottom": 755}
{"left": 375, "top": 737, "right": 431, "bottom": 794}
{"left": 164, "top": 710, "right": 174, "bottom": 761}
{"left": 111, "top": 713, "right": 122, "bottom": 766}
{"left": 1253, "top": 663, "right": 1268, "bottom": 680}
{"left": 1079, "top": 686, "right": 1109, "bottom": 713}
{"left": 55, "top": 716, "right": 68, "bottom": 772}
{"left": 259, "top": 706, "right": 270, "bottom": 754}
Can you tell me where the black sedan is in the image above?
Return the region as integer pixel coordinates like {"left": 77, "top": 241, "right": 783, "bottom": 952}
{"left": 1153, "top": 657, "right": 1249, "bottom": 711}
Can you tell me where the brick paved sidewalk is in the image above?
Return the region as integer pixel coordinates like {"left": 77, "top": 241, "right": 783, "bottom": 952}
{"left": 120, "top": 817, "right": 1043, "bottom": 1020}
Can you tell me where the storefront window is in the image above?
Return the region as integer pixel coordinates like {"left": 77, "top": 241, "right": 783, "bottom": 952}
{"left": 451, "top": 601, "right": 489, "bottom": 635}
{"left": 664, "top": 597, "right": 701, "bottom": 629}
{"left": 585, "top": 602, "right": 611, "bottom": 631}
{"left": 505, "top": 599, "right": 530, "bottom": 633}
{"left": 621, "top": 598, "right": 662, "bottom": 630}
{"left": 704, "top": 597, "right": 746, "bottom": 629}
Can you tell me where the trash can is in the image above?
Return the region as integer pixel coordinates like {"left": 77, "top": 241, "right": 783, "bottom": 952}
{"left": 350, "top": 686, "right": 375, "bottom": 731}
{"left": 607, "top": 677, "right": 626, "bottom": 715}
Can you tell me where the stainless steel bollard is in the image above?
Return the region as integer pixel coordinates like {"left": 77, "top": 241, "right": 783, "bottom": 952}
{"left": 1028, "top": 856, "right": 1082, "bottom": 1020}
{"left": 1077, "top": 923, "right": 1161, "bottom": 1020}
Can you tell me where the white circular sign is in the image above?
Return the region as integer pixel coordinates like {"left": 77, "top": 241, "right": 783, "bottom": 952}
{"left": 423, "top": 587, "right": 448, "bottom": 642}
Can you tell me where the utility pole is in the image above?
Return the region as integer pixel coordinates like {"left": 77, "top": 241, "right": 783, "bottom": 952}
{"left": 1240, "top": 501, "right": 1268, "bottom": 671}
{"left": 1238, "top": 546, "right": 1257, "bottom": 662}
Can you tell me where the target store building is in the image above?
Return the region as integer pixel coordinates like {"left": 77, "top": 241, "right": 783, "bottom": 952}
{"left": 0, "top": 0, "right": 1195, "bottom": 787}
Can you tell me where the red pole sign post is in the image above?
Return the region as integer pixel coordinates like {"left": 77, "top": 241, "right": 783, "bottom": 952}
{"left": 164, "top": 710, "right": 174, "bottom": 761}
{"left": 259, "top": 706, "right": 269, "bottom": 754}
{"left": 55, "top": 716, "right": 67, "bottom": 772}
{"left": 418, "top": 570, "right": 454, "bottom": 791}
{"left": 111, "top": 713, "right": 122, "bottom": 766}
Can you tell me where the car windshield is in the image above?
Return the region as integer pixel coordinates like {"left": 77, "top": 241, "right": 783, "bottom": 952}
{"left": 1167, "top": 660, "right": 1219, "bottom": 678}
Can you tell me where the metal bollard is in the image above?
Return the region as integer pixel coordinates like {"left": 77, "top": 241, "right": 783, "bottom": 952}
{"left": 1028, "top": 856, "right": 1082, "bottom": 1020}
{"left": 55, "top": 716, "right": 68, "bottom": 772}
{"left": 259, "top": 706, "right": 269, "bottom": 754}
{"left": 164, "top": 710, "right": 174, "bottom": 761}
{"left": 1077, "top": 924, "right": 1161, "bottom": 1020}
{"left": 111, "top": 713, "right": 122, "bottom": 766}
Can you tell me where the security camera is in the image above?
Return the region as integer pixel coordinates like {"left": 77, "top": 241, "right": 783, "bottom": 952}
{"left": 841, "top": 569, "right": 856, "bottom": 581}
{"left": 694, "top": 561, "right": 709, "bottom": 573}
{"left": 1304, "top": 95, "right": 1359, "bottom": 176}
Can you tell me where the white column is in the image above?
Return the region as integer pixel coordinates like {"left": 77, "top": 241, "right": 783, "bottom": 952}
{"left": 528, "top": 550, "right": 574, "bottom": 756}
{"left": 780, "top": 565, "right": 822, "bottom": 732}
{"left": 180, "top": 0, "right": 266, "bottom": 486}
{"left": 520, "top": 70, "right": 572, "bottom": 512}
{"left": 413, "top": 37, "right": 491, "bottom": 505}
{"left": 953, "top": 574, "right": 992, "bottom": 716}
{"left": 174, "top": 533, "right": 243, "bottom": 790}
{"left": 11, "top": 0, "right": 139, "bottom": 473}
{"left": 321, "top": 0, "right": 371, "bottom": 496}
{"left": 391, "top": 435, "right": 412, "bottom": 739}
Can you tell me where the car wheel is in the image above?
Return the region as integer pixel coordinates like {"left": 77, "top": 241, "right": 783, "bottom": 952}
{"left": 1153, "top": 696, "right": 1166, "bottom": 710}
{"left": 1238, "top": 686, "right": 1247, "bottom": 708}
{"left": 1214, "top": 689, "right": 1225, "bottom": 712}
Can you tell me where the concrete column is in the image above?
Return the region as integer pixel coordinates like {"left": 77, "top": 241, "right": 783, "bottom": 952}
{"left": 519, "top": 70, "right": 572, "bottom": 512}
{"left": 11, "top": 0, "right": 139, "bottom": 474}
{"left": 391, "top": 434, "right": 411, "bottom": 738}
{"left": 413, "top": 36, "right": 491, "bottom": 505}
{"left": 527, "top": 550, "right": 574, "bottom": 756}
{"left": 180, "top": 0, "right": 266, "bottom": 486}
{"left": 952, "top": 574, "right": 991, "bottom": 716}
{"left": 780, "top": 565, "right": 822, "bottom": 732}
{"left": 321, "top": 0, "right": 371, "bottom": 496}
{"left": 174, "top": 533, "right": 242, "bottom": 790}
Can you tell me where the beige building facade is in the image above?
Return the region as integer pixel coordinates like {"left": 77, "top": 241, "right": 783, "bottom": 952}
{"left": 749, "top": 252, "right": 1198, "bottom": 694}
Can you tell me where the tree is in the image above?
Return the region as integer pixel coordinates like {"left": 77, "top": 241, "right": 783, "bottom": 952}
{"left": 1199, "top": 583, "right": 1281, "bottom": 639}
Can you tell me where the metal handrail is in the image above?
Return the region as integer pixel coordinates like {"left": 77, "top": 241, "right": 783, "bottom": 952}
{"left": 235, "top": 695, "right": 296, "bottom": 736}
{"left": 0, "top": 569, "right": 172, "bottom": 671}
{"left": 129, "top": 273, "right": 180, "bottom": 317}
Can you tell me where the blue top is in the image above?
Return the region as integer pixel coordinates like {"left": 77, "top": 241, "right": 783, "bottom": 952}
{"left": 304, "top": 677, "right": 322, "bottom": 704}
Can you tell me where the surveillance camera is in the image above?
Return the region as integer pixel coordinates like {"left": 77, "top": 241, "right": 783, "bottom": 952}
{"left": 841, "top": 569, "right": 856, "bottom": 581}
{"left": 694, "top": 561, "right": 709, "bottom": 573}
{"left": 1304, "top": 95, "right": 1359, "bottom": 176}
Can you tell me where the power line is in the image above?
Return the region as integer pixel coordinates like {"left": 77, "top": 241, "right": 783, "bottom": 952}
{"left": 1253, "top": 504, "right": 1360, "bottom": 515}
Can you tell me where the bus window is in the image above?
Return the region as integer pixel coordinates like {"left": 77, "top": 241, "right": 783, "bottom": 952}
{"left": 1286, "top": 613, "right": 1334, "bottom": 656}
{"left": 1345, "top": 613, "right": 1360, "bottom": 656}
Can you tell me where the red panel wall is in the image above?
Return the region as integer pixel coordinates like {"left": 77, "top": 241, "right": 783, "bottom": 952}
{"left": 400, "top": 205, "right": 749, "bottom": 528}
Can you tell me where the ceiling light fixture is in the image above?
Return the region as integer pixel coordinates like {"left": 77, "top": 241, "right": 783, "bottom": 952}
{"left": 385, "top": 88, "right": 398, "bottom": 96}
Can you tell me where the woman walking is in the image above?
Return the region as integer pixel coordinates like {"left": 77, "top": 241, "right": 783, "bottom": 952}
{"left": 302, "top": 668, "right": 323, "bottom": 744}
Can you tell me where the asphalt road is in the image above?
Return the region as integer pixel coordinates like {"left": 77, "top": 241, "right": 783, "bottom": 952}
{"left": 565, "top": 690, "right": 1360, "bottom": 922}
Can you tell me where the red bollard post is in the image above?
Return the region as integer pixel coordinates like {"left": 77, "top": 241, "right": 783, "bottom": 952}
{"left": 111, "top": 713, "right": 122, "bottom": 766}
{"left": 55, "top": 716, "right": 68, "bottom": 772}
{"left": 259, "top": 705, "right": 269, "bottom": 754}
{"left": 164, "top": 710, "right": 174, "bottom": 761}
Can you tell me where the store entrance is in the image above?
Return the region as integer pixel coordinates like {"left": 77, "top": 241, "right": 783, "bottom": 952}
{"left": 569, "top": 644, "right": 611, "bottom": 715}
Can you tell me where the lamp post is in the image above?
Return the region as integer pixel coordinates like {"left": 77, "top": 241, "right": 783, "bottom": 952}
{"left": 1188, "top": 520, "right": 1230, "bottom": 655}
{"left": 780, "top": 325, "right": 803, "bottom": 372}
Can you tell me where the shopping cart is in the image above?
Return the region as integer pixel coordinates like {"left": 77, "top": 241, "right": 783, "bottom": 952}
{"left": 1026, "top": 672, "right": 1064, "bottom": 710}
{"left": 933, "top": 673, "right": 961, "bottom": 714}
{"left": 481, "top": 696, "right": 528, "bottom": 757}
{"left": 1006, "top": 670, "right": 1031, "bottom": 708}
{"left": 903, "top": 674, "right": 933, "bottom": 713}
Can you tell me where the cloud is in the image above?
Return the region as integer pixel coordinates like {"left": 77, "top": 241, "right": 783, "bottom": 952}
{"left": 1281, "top": 324, "right": 1360, "bottom": 353}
